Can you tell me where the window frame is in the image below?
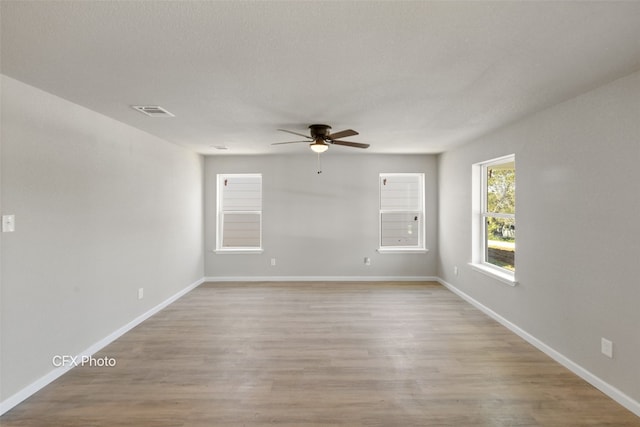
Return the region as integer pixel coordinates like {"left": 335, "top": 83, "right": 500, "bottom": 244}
{"left": 378, "top": 172, "right": 428, "bottom": 253}
{"left": 216, "top": 173, "right": 263, "bottom": 253}
{"left": 471, "top": 155, "right": 517, "bottom": 285}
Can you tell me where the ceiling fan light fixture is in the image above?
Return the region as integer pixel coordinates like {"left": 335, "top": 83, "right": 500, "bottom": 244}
{"left": 274, "top": 125, "right": 367, "bottom": 152}
{"left": 310, "top": 142, "right": 329, "bottom": 153}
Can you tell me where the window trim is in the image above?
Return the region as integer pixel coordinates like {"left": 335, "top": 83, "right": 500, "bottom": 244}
{"left": 377, "top": 247, "right": 429, "bottom": 254}
{"left": 471, "top": 155, "right": 518, "bottom": 286}
{"left": 216, "top": 173, "right": 263, "bottom": 253}
{"left": 378, "top": 172, "right": 426, "bottom": 252}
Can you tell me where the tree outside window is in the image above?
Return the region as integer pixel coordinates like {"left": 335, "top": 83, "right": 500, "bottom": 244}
{"left": 484, "top": 160, "right": 515, "bottom": 271}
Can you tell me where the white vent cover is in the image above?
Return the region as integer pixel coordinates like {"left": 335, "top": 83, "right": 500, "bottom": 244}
{"left": 131, "top": 105, "right": 175, "bottom": 117}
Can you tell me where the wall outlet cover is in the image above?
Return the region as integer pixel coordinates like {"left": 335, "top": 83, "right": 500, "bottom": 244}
{"left": 601, "top": 338, "right": 613, "bottom": 358}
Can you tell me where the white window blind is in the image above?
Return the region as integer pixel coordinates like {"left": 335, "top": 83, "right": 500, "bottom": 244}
{"left": 379, "top": 173, "right": 425, "bottom": 249}
{"left": 217, "top": 174, "right": 262, "bottom": 250}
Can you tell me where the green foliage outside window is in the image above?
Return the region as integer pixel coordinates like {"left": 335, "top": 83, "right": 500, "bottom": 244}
{"left": 487, "top": 166, "right": 515, "bottom": 243}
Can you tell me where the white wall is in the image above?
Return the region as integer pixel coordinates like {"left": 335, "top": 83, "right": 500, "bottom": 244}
{"left": 438, "top": 71, "right": 640, "bottom": 404}
{"left": 204, "top": 154, "right": 438, "bottom": 279}
{"left": 0, "top": 75, "right": 204, "bottom": 401}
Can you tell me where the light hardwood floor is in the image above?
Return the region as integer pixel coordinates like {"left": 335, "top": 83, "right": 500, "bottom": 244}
{"left": 2, "top": 281, "right": 639, "bottom": 426}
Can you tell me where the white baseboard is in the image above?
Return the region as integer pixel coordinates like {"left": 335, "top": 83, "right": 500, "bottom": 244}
{"left": 436, "top": 277, "right": 640, "bottom": 418}
{"left": 204, "top": 275, "right": 439, "bottom": 282}
{"left": 0, "top": 277, "right": 205, "bottom": 416}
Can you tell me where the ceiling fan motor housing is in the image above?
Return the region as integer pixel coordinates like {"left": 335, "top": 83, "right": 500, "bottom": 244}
{"left": 309, "top": 124, "right": 331, "bottom": 139}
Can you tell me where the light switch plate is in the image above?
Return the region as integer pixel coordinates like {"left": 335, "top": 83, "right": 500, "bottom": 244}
{"left": 2, "top": 215, "right": 15, "bottom": 232}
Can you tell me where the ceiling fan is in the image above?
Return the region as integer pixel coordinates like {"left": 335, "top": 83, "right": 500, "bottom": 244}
{"left": 272, "top": 124, "right": 370, "bottom": 153}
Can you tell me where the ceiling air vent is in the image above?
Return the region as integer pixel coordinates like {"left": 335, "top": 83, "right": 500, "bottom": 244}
{"left": 131, "top": 105, "right": 175, "bottom": 117}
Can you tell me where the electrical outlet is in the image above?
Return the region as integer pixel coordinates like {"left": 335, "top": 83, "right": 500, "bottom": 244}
{"left": 364, "top": 257, "right": 371, "bottom": 266}
{"left": 454, "top": 266, "right": 459, "bottom": 276}
{"left": 601, "top": 338, "right": 613, "bottom": 358}
{"left": 271, "top": 258, "right": 276, "bottom": 266}
{"left": 138, "top": 288, "right": 144, "bottom": 300}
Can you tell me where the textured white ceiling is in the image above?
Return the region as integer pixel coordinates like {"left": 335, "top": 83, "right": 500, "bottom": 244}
{"left": 2, "top": 1, "right": 639, "bottom": 155}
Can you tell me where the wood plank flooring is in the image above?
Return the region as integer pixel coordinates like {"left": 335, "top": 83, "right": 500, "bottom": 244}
{"left": 2, "top": 281, "right": 639, "bottom": 426}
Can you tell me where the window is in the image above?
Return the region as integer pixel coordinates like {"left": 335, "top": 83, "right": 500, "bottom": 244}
{"left": 216, "top": 174, "right": 262, "bottom": 252}
{"left": 471, "top": 155, "right": 516, "bottom": 285}
{"left": 379, "top": 173, "right": 426, "bottom": 252}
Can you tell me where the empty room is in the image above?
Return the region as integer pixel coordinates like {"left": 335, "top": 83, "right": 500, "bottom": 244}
{"left": 1, "top": 1, "right": 639, "bottom": 425}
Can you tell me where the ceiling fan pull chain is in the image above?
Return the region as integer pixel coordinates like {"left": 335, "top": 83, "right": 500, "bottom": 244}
{"left": 317, "top": 153, "right": 322, "bottom": 174}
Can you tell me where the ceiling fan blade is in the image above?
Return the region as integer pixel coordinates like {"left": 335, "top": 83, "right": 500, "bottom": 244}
{"left": 271, "top": 140, "right": 310, "bottom": 145}
{"left": 277, "top": 129, "right": 312, "bottom": 139}
{"left": 331, "top": 140, "right": 370, "bottom": 149}
{"left": 327, "top": 129, "right": 358, "bottom": 140}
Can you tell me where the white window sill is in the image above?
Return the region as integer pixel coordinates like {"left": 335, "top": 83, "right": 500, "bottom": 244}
{"left": 469, "top": 263, "right": 518, "bottom": 286}
{"left": 377, "top": 248, "right": 429, "bottom": 254}
{"left": 212, "top": 249, "right": 264, "bottom": 254}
